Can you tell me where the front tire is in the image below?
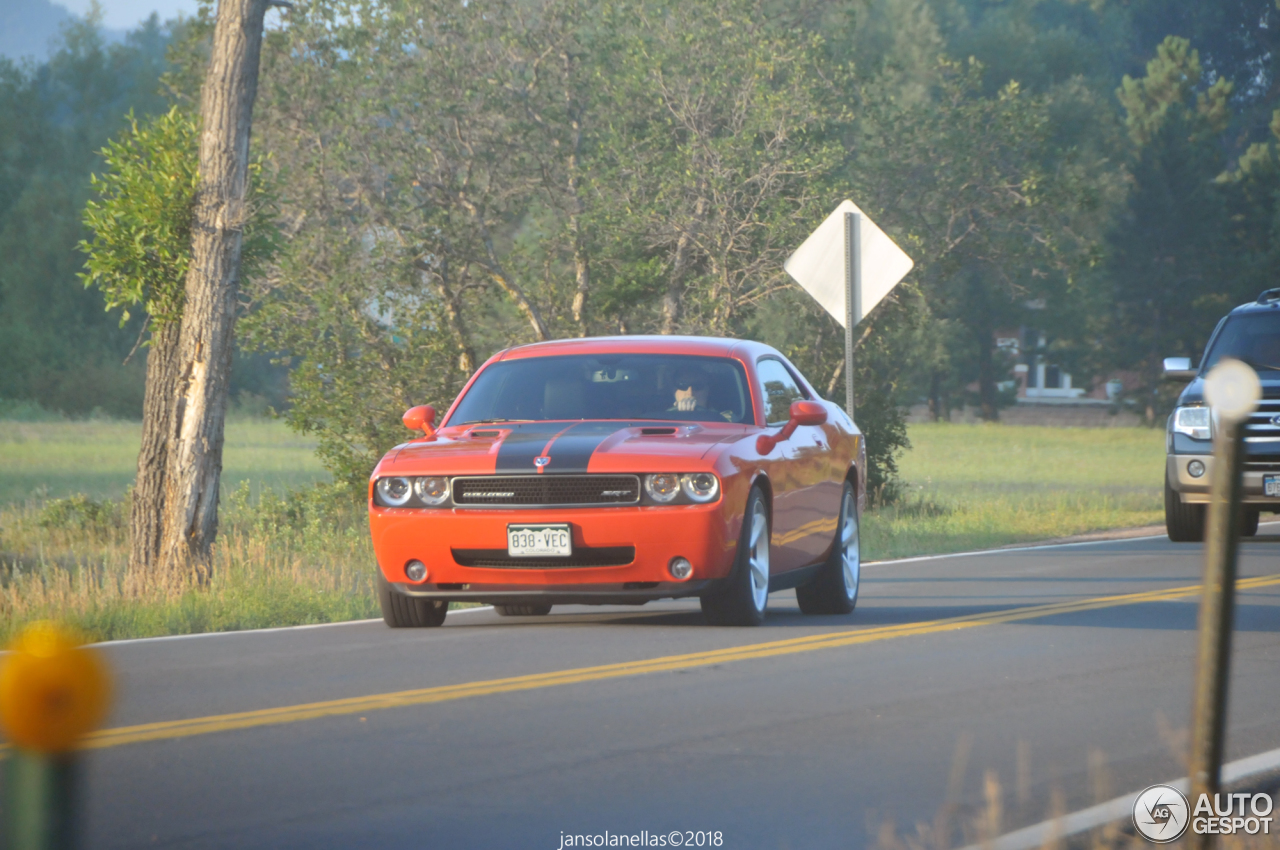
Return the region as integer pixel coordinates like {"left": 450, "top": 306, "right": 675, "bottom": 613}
{"left": 701, "top": 486, "right": 770, "bottom": 626}
{"left": 1242, "top": 508, "right": 1260, "bottom": 537}
{"left": 494, "top": 603, "right": 553, "bottom": 617}
{"left": 377, "top": 570, "right": 448, "bottom": 627}
{"left": 1165, "top": 471, "right": 1204, "bottom": 543}
{"left": 797, "top": 481, "right": 860, "bottom": 616}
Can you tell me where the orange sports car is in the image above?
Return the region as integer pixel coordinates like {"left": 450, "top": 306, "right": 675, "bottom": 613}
{"left": 368, "top": 335, "right": 865, "bottom": 627}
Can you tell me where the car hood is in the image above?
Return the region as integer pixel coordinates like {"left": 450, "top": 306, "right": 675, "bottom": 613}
{"left": 1179, "top": 373, "right": 1280, "bottom": 405}
{"left": 376, "top": 421, "right": 749, "bottom": 477}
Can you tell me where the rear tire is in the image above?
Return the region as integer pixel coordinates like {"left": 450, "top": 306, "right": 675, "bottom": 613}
{"left": 1165, "top": 472, "right": 1205, "bottom": 543}
{"left": 797, "top": 481, "right": 860, "bottom": 616}
{"left": 701, "top": 486, "right": 770, "bottom": 626}
{"left": 494, "top": 603, "right": 553, "bottom": 617}
{"left": 377, "top": 571, "right": 448, "bottom": 627}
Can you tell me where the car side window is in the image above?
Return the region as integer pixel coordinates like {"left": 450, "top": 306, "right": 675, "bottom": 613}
{"left": 757, "top": 359, "right": 807, "bottom": 426}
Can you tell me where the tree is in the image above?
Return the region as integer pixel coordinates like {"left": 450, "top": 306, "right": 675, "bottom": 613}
{"left": 158, "top": 0, "right": 277, "bottom": 578}
{"left": 80, "top": 105, "right": 276, "bottom": 579}
{"left": 853, "top": 60, "right": 1109, "bottom": 420}
{"left": 1108, "top": 37, "right": 1240, "bottom": 417}
{"left": 0, "top": 13, "right": 176, "bottom": 416}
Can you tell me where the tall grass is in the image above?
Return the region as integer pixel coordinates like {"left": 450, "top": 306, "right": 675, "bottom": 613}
{"left": 0, "top": 483, "right": 378, "bottom": 644}
{"left": 862, "top": 424, "right": 1167, "bottom": 560}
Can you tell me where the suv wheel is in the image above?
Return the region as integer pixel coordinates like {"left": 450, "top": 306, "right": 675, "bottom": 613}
{"left": 1165, "top": 471, "right": 1205, "bottom": 543}
{"left": 1242, "top": 508, "right": 1260, "bottom": 537}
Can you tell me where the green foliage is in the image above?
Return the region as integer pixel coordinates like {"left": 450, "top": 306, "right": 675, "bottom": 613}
{"left": 38, "top": 494, "right": 125, "bottom": 535}
{"left": 0, "top": 14, "right": 175, "bottom": 417}
{"left": 1117, "top": 36, "right": 1232, "bottom": 146}
{"left": 79, "top": 105, "right": 281, "bottom": 333}
{"left": 79, "top": 107, "right": 199, "bottom": 328}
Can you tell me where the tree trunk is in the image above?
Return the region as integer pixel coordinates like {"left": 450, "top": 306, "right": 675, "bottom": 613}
{"left": 565, "top": 101, "right": 590, "bottom": 336}
{"left": 159, "top": 0, "right": 271, "bottom": 578}
{"left": 976, "top": 331, "right": 999, "bottom": 421}
{"left": 928, "top": 370, "right": 944, "bottom": 422}
{"left": 660, "top": 194, "right": 707, "bottom": 335}
{"left": 128, "top": 320, "right": 181, "bottom": 581}
{"left": 414, "top": 257, "right": 475, "bottom": 375}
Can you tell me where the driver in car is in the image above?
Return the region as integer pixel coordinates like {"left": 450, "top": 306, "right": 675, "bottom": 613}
{"left": 670, "top": 369, "right": 733, "bottom": 421}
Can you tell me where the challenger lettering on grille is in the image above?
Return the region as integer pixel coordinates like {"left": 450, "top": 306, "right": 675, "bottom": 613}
{"left": 452, "top": 475, "right": 641, "bottom": 507}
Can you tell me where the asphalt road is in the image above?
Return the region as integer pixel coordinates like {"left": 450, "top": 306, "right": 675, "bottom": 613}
{"left": 34, "top": 527, "right": 1280, "bottom": 849}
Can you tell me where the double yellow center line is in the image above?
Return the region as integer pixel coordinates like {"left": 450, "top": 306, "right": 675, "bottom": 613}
{"left": 24, "top": 574, "right": 1280, "bottom": 755}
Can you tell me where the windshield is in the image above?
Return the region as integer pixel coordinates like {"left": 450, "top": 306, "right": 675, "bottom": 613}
{"left": 448, "top": 354, "right": 753, "bottom": 425}
{"left": 1202, "top": 311, "right": 1280, "bottom": 372}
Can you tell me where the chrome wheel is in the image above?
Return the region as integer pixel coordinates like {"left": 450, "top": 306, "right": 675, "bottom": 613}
{"left": 796, "top": 481, "right": 860, "bottom": 616}
{"left": 700, "top": 486, "right": 770, "bottom": 626}
{"left": 747, "top": 499, "right": 770, "bottom": 612}
{"left": 838, "top": 494, "right": 860, "bottom": 602}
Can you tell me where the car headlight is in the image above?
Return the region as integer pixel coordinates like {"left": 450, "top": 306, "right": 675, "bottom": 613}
{"left": 1173, "top": 406, "right": 1211, "bottom": 440}
{"left": 644, "top": 473, "right": 681, "bottom": 503}
{"left": 680, "top": 473, "right": 720, "bottom": 503}
{"left": 413, "top": 476, "right": 450, "bottom": 506}
{"left": 376, "top": 477, "right": 414, "bottom": 507}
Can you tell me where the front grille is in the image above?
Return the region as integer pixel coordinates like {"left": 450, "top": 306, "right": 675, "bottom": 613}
{"left": 1245, "top": 461, "right": 1280, "bottom": 472}
{"left": 452, "top": 475, "right": 640, "bottom": 507}
{"left": 451, "top": 546, "right": 635, "bottom": 568}
{"left": 1245, "top": 399, "right": 1280, "bottom": 440}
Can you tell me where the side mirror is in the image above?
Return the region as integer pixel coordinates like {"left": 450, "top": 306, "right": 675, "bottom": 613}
{"left": 790, "top": 400, "right": 828, "bottom": 427}
{"left": 1163, "top": 357, "right": 1197, "bottom": 381}
{"left": 402, "top": 404, "right": 437, "bottom": 436}
{"left": 757, "top": 400, "right": 828, "bottom": 454}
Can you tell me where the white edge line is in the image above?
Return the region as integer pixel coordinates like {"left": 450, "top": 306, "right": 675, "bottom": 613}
{"left": 961, "top": 745, "right": 1280, "bottom": 850}
{"left": 82, "top": 520, "right": 1280, "bottom": 647}
{"left": 95, "top": 606, "right": 495, "bottom": 648}
{"left": 865, "top": 519, "right": 1280, "bottom": 569}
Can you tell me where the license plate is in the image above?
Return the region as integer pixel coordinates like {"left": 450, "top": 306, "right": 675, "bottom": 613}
{"left": 507, "top": 524, "right": 572, "bottom": 557}
{"left": 1266, "top": 475, "right": 1280, "bottom": 497}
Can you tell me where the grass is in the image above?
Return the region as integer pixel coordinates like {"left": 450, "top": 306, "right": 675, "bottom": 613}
{"left": 0, "top": 417, "right": 329, "bottom": 505}
{"left": 0, "top": 417, "right": 1168, "bottom": 642}
{"left": 0, "top": 482, "right": 379, "bottom": 644}
{"left": 861, "top": 423, "right": 1167, "bottom": 561}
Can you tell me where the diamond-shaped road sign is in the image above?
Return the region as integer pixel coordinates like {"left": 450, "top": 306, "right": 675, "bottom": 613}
{"left": 784, "top": 199, "right": 913, "bottom": 328}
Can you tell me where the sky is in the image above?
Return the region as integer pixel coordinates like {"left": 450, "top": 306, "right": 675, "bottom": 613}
{"left": 58, "top": 0, "right": 200, "bottom": 30}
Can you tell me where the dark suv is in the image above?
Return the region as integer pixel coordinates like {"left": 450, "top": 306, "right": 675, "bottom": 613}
{"left": 1163, "top": 288, "right": 1280, "bottom": 541}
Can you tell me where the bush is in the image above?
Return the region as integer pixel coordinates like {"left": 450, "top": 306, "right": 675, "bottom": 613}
{"left": 37, "top": 494, "right": 126, "bottom": 535}
{"left": 0, "top": 398, "right": 68, "bottom": 422}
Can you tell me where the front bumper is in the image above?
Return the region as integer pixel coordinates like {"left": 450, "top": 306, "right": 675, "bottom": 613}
{"left": 1167, "top": 454, "right": 1280, "bottom": 505}
{"left": 369, "top": 501, "right": 738, "bottom": 597}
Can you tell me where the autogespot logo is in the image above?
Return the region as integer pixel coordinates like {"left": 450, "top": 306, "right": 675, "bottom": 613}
{"left": 1133, "top": 785, "right": 1190, "bottom": 843}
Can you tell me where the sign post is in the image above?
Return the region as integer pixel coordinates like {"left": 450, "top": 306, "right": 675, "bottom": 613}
{"left": 844, "top": 212, "right": 860, "bottom": 419}
{"left": 1187, "top": 357, "right": 1260, "bottom": 850}
{"left": 786, "top": 200, "right": 913, "bottom": 420}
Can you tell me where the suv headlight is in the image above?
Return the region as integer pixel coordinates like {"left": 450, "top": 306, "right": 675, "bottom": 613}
{"left": 1172, "top": 406, "right": 1211, "bottom": 441}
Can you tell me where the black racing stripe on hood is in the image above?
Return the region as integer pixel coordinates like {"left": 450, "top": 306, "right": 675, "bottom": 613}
{"left": 494, "top": 422, "right": 570, "bottom": 474}
{"left": 536, "top": 422, "right": 631, "bottom": 474}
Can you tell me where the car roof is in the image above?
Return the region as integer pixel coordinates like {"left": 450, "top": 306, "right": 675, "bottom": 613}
{"left": 494, "top": 335, "right": 779, "bottom": 362}
{"left": 1233, "top": 289, "right": 1280, "bottom": 316}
